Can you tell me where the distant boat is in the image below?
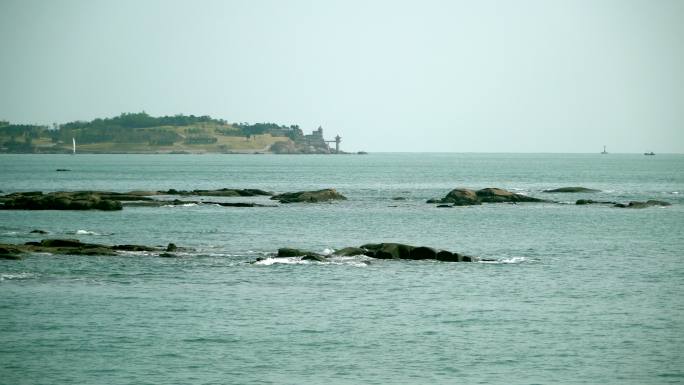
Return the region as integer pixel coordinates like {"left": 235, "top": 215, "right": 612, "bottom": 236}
{"left": 644, "top": 151, "right": 655, "bottom": 156}
{"left": 601, "top": 145, "right": 608, "bottom": 154}
{"left": 72, "top": 138, "right": 76, "bottom": 155}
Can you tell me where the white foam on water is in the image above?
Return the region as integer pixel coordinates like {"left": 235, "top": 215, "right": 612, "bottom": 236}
{"left": 322, "top": 248, "right": 334, "bottom": 256}
{"left": 2, "top": 231, "right": 18, "bottom": 236}
{"left": 163, "top": 203, "right": 198, "bottom": 207}
{"left": 480, "top": 256, "right": 529, "bottom": 264}
{"left": 74, "top": 229, "right": 99, "bottom": 235}
{"left": 254, "top": 257, "right": 311, "bottom": 266}
{"left": 0, "top": 272, "right": 38, "bottom": 281}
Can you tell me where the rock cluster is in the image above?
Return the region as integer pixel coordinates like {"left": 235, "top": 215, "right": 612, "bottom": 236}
{"left": 576, "top": 199, "right": 671, "bottom": 208}
{"left": 427, "top": 188, "right": 544, "bottom": 206}
{"left": 543, "top": 187, "right": 600, "bottom": 193}
{"left": 614, "top": 200, "right": 671, "bottom": 209}
{"left": 0, "top": 239, "right": 180, "bottom": 260}
{"left": 267, "top": 243, "right": 483, "bottom": 263}
{"left": 0, "top": 191, "right": 125, "bottom": 211}
{"left": 162, "top": 188, "right": 273, "bottom": 197}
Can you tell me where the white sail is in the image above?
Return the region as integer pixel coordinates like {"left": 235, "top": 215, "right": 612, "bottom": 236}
{"left": 72, "top": 138, "right": 76, "bottom": 155}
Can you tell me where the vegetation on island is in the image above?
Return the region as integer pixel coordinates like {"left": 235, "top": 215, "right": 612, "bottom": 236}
{"left": 0, "top": 112, "right": 335, "bottom": 154}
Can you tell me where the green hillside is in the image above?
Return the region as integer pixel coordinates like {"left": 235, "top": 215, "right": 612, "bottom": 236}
{"left": 0, "top": 113, "right": 311, "bottom": 154}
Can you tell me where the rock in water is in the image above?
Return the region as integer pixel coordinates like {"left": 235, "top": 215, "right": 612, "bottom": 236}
{"left": 576, "top": 199, "right": 616, "bottom": 205}
{"left": 373, "top": 243, "right": 415, "bottom": 259}
{"left": 301, "top": 254, "right": 327, "bottom": 262}
{"left": 271, "top": 189, "right": 347, "bottom": 203}
{"left": 427, "top": 187, "right": 543, "bottom": 205}
{"left": 427, "top": 188, "right": 480, "bottom": 205}
{"left": 475, "top": 188, "right": 543, "bottom": 203}
{"left": 615, "top": 200, "right": 671, "bottom": 209}
{"left": 332, "top": 247, "right": 367, "bottom": 257}
{"left": 409, "top": 246, "right": 438, "bottom": 260}
{"left": 276, "top": 248, "right": 325, "bottom": 259}
{"left": 543, "top": 187, "right": 600, "bottom": 193}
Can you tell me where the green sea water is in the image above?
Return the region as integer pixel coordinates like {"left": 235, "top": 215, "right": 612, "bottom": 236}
{"left": 1, "top": 153, "right": 683, "bottom": 384}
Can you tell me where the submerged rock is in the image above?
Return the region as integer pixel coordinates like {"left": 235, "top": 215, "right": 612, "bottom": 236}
{"left": 614, "top": 200, "right": 671, "bottom": 209}
{"left": 576, "top": 199, "right": 616, "bottom": 205}
{"left": 161, "top": 188, "right": 273, "bottom": 197}
{"left": 332, "top": 247, "right": 367, "bottom": 257}
{"left": 276, "top": 247, "right": 325, "bottom": 259}
{"left": 0, "top": 239, "right": 176, "bottom": 258}
{"left": 475, "top": 188, "right": 544, "bottom": 203}
{"left": 427, "top": 187, "right": 543, "bottom": 206}
{"left": 30, "top": 229, "right": 48, "bottom": 234}
{"left": 0, "top": 246, "right": 23, "bottom": 260}
{"left": 112, "top": 244, "right": 157, "bottom": 252}
{"left": 301, "top": 254, "right": 327, "bottom": 262}
{"left": 0, "top": 192, "right": 124, "bottom": 211}
{"left": 268, "top": 243, "right": 479, "bottom": 263}
{"left": 271, "top": 189, "right": 347, "bottom": 203}
{"left": 543, "top": 187, "right": 600, "bottom": 193}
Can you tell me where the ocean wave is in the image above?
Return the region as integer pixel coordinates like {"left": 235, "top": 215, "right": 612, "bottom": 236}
{"left": 163, "top": 203, "right": 198, "bottom": 207}
{"left": 254, "top": 257, "right": 313, "bottom": 265}
{"left": 72, "top": 229, "right": 100, "bottom": 236}
{"left": 0, "top": 272, "right": 39, "bottom": 281}
{"left": 253, "top": 255, "right": 370, "bottom": 267}
{"left": 480, "top": 256, "right": 530, "bottom": 264}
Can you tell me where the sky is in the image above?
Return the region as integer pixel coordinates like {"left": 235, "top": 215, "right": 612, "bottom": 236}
{"left": 1, "top": 0, "right": 682, "bottom": 153}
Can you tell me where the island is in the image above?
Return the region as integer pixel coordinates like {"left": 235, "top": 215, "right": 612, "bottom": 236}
{"left": 0, "top": 112, "right": 347, "bottom": 154}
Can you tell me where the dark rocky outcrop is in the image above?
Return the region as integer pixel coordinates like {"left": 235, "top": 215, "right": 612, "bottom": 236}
{"left": 409, "top": 246, "right": 438, "bottom": 260}
{"left": 268, "top": 243, "right": 479, "bottom": 263}
{"left": 331, "top": 247, "right": 367, "bottom": 257}
{"left": 358, "top": 243, "right": 478, "bottom": 262}
{"left": 0, "top": 246, "right": 23, "bottom": 260}
{"left": 543, "top": 187, "right": 600, "bottom": 193}
{"left": 161, "top": 188, "right": 273, "bottom": 197}
{"left": 276, "top": 248, "right": 324, "bottom": 259}
{"left": 0, "top": 192, "right": 124, "bottom": 211}
{"left": 614, "top": 200, "right": 671, "bottom": 209}
{"left": 30, "top": 229, "right": 48, "bottom": 234}
{"left": 476, "top": 188, "right": 544, "bottom": 203}
{"left": 301, "top": 254, "right": 328, "bottom": 262}
{"left": 576, "top": 199, "right": 616, "bottom": 205}
{"left": 0, "top": 239, "right": 180, "bottom": 259}
{"left": 166, "top": 243, "right": 178, "bottom": 252}
{"left": 271, "top": 189, "right": 347, "bottom": 203}
{"left": 427, "top": 188, "right": 544, "bottom": 206}
{"left": 0, "top": 189, "right": 279, "bottom": 211}
{"left": 391, "top": 197, "right": 407, "bottom": 201}
{"left": 111, "top": 244, "right": 157, "bottom": 252}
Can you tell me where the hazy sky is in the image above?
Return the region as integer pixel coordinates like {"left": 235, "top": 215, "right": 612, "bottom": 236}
{"left": 1, "top": 0, "right": 682, "bottom": 152}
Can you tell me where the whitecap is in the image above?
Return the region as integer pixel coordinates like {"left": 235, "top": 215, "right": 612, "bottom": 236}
{"left": 254, "top": 257, "right": 311, "bottom": 265}
{"left": 74, "top": 229, "right": 100, "bottom": 236}
{"left": 163, "top": 203, "right": 198, "bottom": 207}
{"left": 2, "top": 231, "right": 18, "bottom": 236}
{"left": 0, "top": 272, "right": 38, "bottom": 281}
{"left": 322, "top": 248, "right": 334, "bottom": 256}
{"left": 480, "top": 256, "right": 529, "bottom": 264}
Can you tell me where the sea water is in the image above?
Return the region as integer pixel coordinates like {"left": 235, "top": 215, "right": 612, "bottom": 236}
{"left": 1, "top": 153, "right": 683, "bottom": 384}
